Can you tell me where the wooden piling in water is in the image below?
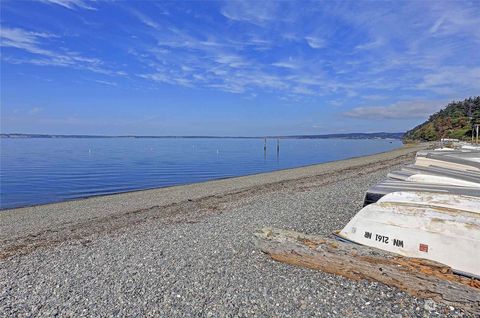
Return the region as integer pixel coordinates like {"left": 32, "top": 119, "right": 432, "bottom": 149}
{"left": 276, "top": 138, "right": 280, "bottom": 157}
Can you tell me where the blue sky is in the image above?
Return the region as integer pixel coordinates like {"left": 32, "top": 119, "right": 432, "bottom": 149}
{"left": 1, "top": 0, "right": 479, "bottom": 136}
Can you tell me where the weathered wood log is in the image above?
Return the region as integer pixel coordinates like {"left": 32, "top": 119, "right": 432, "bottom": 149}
{"left": 254, "top": 227, "right": 480, "bottom": 315}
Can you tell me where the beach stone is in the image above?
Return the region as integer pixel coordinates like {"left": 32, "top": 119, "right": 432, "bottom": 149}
{"left": 425, "top": 299, "right": 437, "bottom": 312}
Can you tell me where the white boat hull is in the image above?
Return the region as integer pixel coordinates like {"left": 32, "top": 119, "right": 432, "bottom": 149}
{"left": 415, "top": 156, "right": 480, "bottom": 172}
{"left": 364, "top": 179, "right": 480, "bottom": 205}
{"left": 377, "top": 191, "right": 480, "bottom": 213}
{"left": 406, "top": 174, "right": 480, "bottom": 188}
{"left": 339, "top": 192, "right": 480, "bottom": 278}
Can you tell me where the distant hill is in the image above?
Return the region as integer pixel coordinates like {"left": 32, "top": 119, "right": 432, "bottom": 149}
{"left": 287, "top": 132, "right": 404, "bottom": 139}
{"left": 0, "top": 132, "right": 404, "bottom": 140}
{"left": 403, "top": 97, "right": 480, "bottom": 142}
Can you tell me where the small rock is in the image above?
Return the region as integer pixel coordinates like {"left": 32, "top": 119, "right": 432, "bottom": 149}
{"left": 424, "top": 299, "right": 436, "bottom": 312}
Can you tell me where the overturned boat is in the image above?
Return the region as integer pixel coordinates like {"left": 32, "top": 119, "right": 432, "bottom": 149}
{"left": 401, "top": 164, "right": 480, "bottom": 179}
{"left": 415, "top": 151, "right": 480, "bottom": 172}
{"left": 364, "top": 179, "right": 480, "bottom": 205}
{"left": 462, "top": 145, "right": 480, "bottom": 151}
{"left": 338, "top": 191, "right": 480, "bottom": 279}
{"left": 387, "top": 166, "right": 480, "bottom": 188}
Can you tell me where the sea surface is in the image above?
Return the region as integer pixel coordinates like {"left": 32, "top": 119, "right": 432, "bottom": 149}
{"left": 0, "top": 138, "right": 402, "bottom": 209}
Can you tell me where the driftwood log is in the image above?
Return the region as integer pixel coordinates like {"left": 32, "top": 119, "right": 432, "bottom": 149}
{"left": 254, "top": 227, "right": 480, "bottom": 315}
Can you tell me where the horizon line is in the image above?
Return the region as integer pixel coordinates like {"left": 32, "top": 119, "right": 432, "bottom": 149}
{"left": 1, "top": 132, "right": 405, "bottom": 139}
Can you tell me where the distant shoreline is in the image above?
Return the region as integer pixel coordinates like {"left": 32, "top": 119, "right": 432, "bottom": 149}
{"left": 0, "top": 132, "right": 404, "bottom": 140}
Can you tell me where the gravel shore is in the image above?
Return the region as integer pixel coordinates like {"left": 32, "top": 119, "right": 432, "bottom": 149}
{"left": 0, "top": 144, "right": 472, "bottom": 317}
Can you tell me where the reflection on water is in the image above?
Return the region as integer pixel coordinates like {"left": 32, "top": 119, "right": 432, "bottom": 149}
{"left": 0, "top": 138, "right": 401, "bottom": 209}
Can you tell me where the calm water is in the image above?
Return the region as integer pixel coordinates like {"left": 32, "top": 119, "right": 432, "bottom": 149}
{"left": 0, "top": 138, "right": 401, "bottom": 209}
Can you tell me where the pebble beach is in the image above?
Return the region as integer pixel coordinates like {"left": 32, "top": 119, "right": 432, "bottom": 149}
{"left": 1, "top": 144, "right": 472, "bottom": 317}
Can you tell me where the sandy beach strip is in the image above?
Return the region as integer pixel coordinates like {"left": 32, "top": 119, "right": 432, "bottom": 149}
{"left": 3, "top": 143, "right": 470, "bottom": 317}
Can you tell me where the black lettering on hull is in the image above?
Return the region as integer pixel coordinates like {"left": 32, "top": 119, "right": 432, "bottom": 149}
{"left": 393, "top": 239, "right": 404, "bottom": 248}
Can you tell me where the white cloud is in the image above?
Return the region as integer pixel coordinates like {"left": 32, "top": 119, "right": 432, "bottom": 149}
{"left": 355, "top": 38, "right": 384, "bottom": 50}
{"left": 429, "top": 17, "right": 445, "bottom": 34}
{"left": 139, "top": 72, "right": 193, "bottom": 88}
{"left": 344, "top": 100, "right": 445, "bottom": 119}
{"left": 304, "top": 36, "right": 326, "bottom": 49}
{"left": 40, "top": 0, "right": 96, "bottom": 10}
{"left": 425, "top": 2, "right": 480, "bottom": 39}
{"left": 128, "top": 8, "right": 160, "bottom": 30}
{"left": 271, "top": 61, "right": 297, "bottom": 69}
{"left": 0, "top": 27, "right": 117, "bottom": 75}
{"left": 417, "top": 67, "right": 480, "bottom": 95}
{"left": 0, "top": 28, "right": 56, "bottom": 56}
{"left": 92, "top": 79, "right": 117, "bottom": 86}
{"left": 220, "top": 0, "right": 277, "bottom": 25}
{"left": 214, "top": 54, "right": 249, "bottom": 68}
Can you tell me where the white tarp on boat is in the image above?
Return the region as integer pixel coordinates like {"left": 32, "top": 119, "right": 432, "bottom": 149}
{"left": 339, "top": 191, "right": 480, "bottom": 278}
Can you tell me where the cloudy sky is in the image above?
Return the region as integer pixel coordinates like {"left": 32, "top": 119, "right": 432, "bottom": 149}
{"left": 1, "top": 0, "right": 479, "bottom": 136}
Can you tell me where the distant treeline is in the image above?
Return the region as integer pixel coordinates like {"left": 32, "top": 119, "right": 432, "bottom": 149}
{"left": 403, "top": 96, "right": 480, "bottom": 142}
{"left": 1, "top": 132, "right": 404, "bottom": 140}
